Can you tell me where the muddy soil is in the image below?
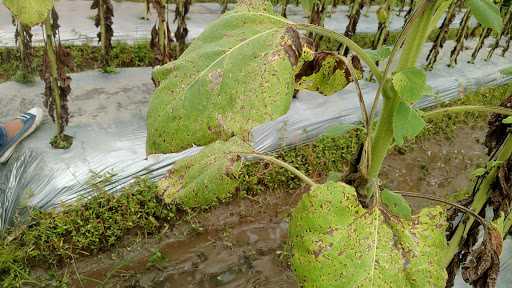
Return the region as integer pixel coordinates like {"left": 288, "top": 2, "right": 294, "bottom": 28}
{"left": 51, "top": 125, "right": 488, "bottom": 288}
{"left": 382, "top": 125, "right": 488, "bottom": 211}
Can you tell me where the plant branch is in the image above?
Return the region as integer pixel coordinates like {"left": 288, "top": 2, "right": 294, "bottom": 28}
{"left": 423, "top": 105, "right": 512, "bottom": 118}
{"left": 240, "top": 153, "right": 317, "bottom": 187}
{"left": 362, "top": 0, "right": 435, "bottom": 198}
{"left": 336, "top": 54, "right": 369, "bottom": 129}
{"left": 396, "top": 191, "right": 488, "bottom": 228}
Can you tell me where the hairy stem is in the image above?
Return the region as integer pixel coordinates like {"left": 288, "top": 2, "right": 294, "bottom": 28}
{"left": 364, "top": 0, "right": 437, "bottom": 198}
{"left": 367, "top": 80, "right": 399, "bottom": 181}
{"left": 397, "top": 1, "right": 435, "bottom": 70}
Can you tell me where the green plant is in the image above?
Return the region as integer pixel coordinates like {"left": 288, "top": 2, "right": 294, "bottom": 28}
{"left": 150, "top": 0, "right": 511, "bottom": 286}
{"left": 147, "top": 249, "right": 166, "bottom": 267}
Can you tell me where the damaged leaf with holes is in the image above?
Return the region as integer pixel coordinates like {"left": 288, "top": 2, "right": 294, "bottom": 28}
{"left": 294, "top": 51, "right": 363, "bottom": 96}
{"left": 147, "top": 2, "right": 296, "bottom": 154}
{"left": 158, "top": 137, "right": 252, "bottom": 209}
{"left": 289, "top": 182, "right": 448, "bottom": 287}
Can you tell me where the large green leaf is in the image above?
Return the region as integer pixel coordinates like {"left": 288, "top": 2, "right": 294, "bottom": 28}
{"left": 158, "top": 137, "right": 252, "bottom": 209}
{"left": 3, "top": 0, "right": 53, "bottom": 27}
{"left": 289, "top": 182, "right": 448, "bottom": 287}
{"left": 147, "top": 1, "right": 295, "bottom": 154}
{"left": 392, "top": 67, "right": 427, "bottom": 103}
{"left": 467, "top": 0, "right": 503, "bottom": 32}
{"left": 393, "top": 102, "right": 425, "bottom": 145}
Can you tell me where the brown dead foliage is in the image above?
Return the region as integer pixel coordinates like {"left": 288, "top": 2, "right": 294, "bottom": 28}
{"left": 41, "top": 9, "right": 74, "bottom": 135}
{"left": 174, "top": 0, "right": 191, "bottom": 56}
{"left": 462, "top": 228, "right": 503, "bottom": 288}
{"left": 148, "top": 0, "right": 174, "bottom": 65}
{"left": 91, "top": 0, "right": 114, "bottom": 67}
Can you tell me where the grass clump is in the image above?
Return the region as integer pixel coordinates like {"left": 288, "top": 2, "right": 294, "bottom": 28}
{"left": 0, "top": 177, "right": 175, "bottom": 286}
{"left": 237, "top": 128, "right": 366, "bottom": 194}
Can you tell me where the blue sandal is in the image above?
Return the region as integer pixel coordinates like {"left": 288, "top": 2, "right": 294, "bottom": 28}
{"left": 0, "top": 108, "right": 44, "bottom": 164}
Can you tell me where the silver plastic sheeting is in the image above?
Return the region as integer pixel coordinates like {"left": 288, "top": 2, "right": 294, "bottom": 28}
{"left": 0, "top": 68, "right": 204, "bottom": 229}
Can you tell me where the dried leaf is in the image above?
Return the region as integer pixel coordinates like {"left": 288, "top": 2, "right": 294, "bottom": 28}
{"left": 462, "top": 228, "right": 503, "bottom": 288}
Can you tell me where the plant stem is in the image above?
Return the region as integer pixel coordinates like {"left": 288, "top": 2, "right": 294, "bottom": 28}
{"left": 241, "top": 153, "right": 317, "bottom": 188}
{"left": 340, "top": 0, "right": 363, "bottom": 55}
{"left": 99, "top": 0, "right": 108, "bottom": 67}
{"left": 449, "top": 9, "right": 471, "bottom": 66}
{"left": 425, "top": 0, "right": 458, "bottom": 70}
{"left": 367, "top": 79, "right": 399, "bottom": 181}
{"left": 423, "top": 105, "right": 512, "bottom": 118}
{"left": 44, "top": 17, "right": 63, "bottom": 141}
{"left": 397, "top": 191, "right": 488, "bottom": 227}
{"left": 397, "top": 1, "right": 435, "bottom": 70}
{"left": 488, "top": 6, "right": 512, "bottom": 60}
{"left": 364, "top": 0, "right": 437, "bottom": 198}
{"left": 445, "top": 134, "right": 512, "bottom": 266}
